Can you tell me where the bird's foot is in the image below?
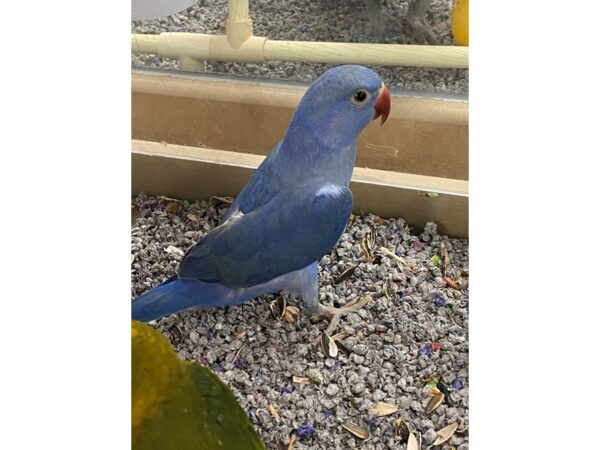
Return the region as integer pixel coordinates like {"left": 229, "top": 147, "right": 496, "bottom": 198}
{"left": 405, "top": 16, "right": 439, "bottom": 45}
{"left": 404, "top": 0, "right": 439, "bottom": 45}
{"left": 310, "top": 294, "right": 374, "bottom": 335}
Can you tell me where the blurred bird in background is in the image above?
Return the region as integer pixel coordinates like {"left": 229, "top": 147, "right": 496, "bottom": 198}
{"left": 132, "top": 0, "right": 468, "bottom": 46}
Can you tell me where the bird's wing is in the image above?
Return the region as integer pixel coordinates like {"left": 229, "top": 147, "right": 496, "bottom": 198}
{"left": 220, "top": 142, "right": 281, "bottom": 224}
{"left": 178, "top": 186, "right": 352, "bottom": 287}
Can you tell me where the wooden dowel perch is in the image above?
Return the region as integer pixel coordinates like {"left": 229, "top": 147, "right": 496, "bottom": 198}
{"left": 132, "top": 33, "right": 468, "bottom": 69}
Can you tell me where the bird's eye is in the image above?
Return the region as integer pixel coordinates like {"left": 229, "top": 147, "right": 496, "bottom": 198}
{"left": 351, "top": 90, "right": 370, "bottom": 105}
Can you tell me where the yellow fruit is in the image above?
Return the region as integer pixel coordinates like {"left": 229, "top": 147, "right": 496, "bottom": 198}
{"left": 451, "top": 0, "right": 469, "bottom": 46}
{"left": 132, "top": 321, "right": 265, "bottom": 450}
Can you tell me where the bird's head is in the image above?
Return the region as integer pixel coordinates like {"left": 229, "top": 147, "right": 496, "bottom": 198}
{"left": 289, "top": 65, "right": 391, "bottom": 147}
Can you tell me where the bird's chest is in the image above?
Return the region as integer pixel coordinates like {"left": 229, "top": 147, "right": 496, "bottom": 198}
{"left": 286, "top": 183, "right": 352, "bottom": 234}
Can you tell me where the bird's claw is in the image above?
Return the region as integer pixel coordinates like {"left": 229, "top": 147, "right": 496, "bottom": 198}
{"left": 309, "top": 294, "right": 374, "bottom": 335}
{"left": 405, "top": 16, "right": 439, "bottom": 45}
{"left": 404, "top": 0, "right": 439, "bottom": 45}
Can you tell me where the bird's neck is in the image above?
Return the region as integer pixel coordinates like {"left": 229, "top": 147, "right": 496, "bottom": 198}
{"left": 278, "top": 122, "right": 357, "bottom": 187}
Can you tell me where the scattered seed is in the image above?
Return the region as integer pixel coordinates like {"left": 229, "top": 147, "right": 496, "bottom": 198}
{"left": 267, "top": 404, "right": 280, "bottom": 421}
{"left": 186, "top": 213, "right": 199, "bottom": 223}
{"left": 371, "top": 402, "right": 398, "bottom": 417}
{"left": 168, "top": 325, "right": 183, "bottom": 345}
{"left": 425, "top": 392, "right": 445, "bottom": 414}
{"left": 394, "top": 418, "right": 410, "bottom": 442}
{"left": 335, "top": 340, "right": 352, "bottom": 355}
{"left": 360, "top": 238, "right": 371, "bottom": 262}
{"left": 164, "top": 245, "right": 184, "bottom": 256}
{"left": 334, "top": 264, "right": 358, "bottom": 284}
{"left": 284, "top": 306, "right": 300, "bottom": 323}
{"left": 433, "top": 422, "right": 459, "bottom": 446}
{"left": 437, "top": 379, "right": 453, "bottom": 402}
{"left": 321, "top": 332, "right": 339, "bottom": 358}
{"left": 342, "top": 421, "right": 369, "bottom": 440}
{"left": 407, "top": 431, "right": 420, "bottom": 450}
{"left": 269, "top": 296, "right": 287, "bottom": 320}
{"left": 430, "top": 386, "right": 441, "bottom": 395}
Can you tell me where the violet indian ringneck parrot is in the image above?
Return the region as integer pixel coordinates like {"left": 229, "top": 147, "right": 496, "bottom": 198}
{"left": 132, "top": 65, "right": 391, "bottom": 326}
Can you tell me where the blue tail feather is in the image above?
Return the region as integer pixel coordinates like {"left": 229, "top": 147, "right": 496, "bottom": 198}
{"left": 132, "top": 279, "right": 199, "bottom": 322}
{"left": 131, "top": 277, "right": 283, "bottom": 322}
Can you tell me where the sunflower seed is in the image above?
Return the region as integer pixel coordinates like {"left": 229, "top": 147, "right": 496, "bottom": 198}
{"left": 407, "top": 431, "right": 420, "bottom": 450}
{"left": 269, "top": 296, "right": 287, "bottom": 320}
{"left": 394, "top": 418, "right": 410, "bottom": 442}
{"left": 284, "top": 306, "right": 300, "bottom": 323}
{"left": 342, "top": 421, "right": 369, "bottom": 440}
{"left": 164, "top": 245, "right": 184, "bottom": 256}
{"left": 433, "top": 422, "right": 459, "bottom": 446}
{"left": 334, "top": 264, "right": 358, "bottom": 284}
{"left": 371, "top": 402, "right": 398, "bottom": 417}
{"left": 360, "top": 238, "right": 371, "bottom": 261}
{"left": 425, "top": 392, "right": 445, "bottom": 414}
{"left": 321, "top": 332, "right": 338, "bottom": 358}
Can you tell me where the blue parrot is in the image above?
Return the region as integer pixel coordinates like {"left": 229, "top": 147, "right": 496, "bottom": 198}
{"left": 132, "top": 65, "right": 391, "bottom": 323}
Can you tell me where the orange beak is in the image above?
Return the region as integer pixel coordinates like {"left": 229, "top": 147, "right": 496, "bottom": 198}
{"left": 373, "top": 83, "right": 391, "bottom": 125}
